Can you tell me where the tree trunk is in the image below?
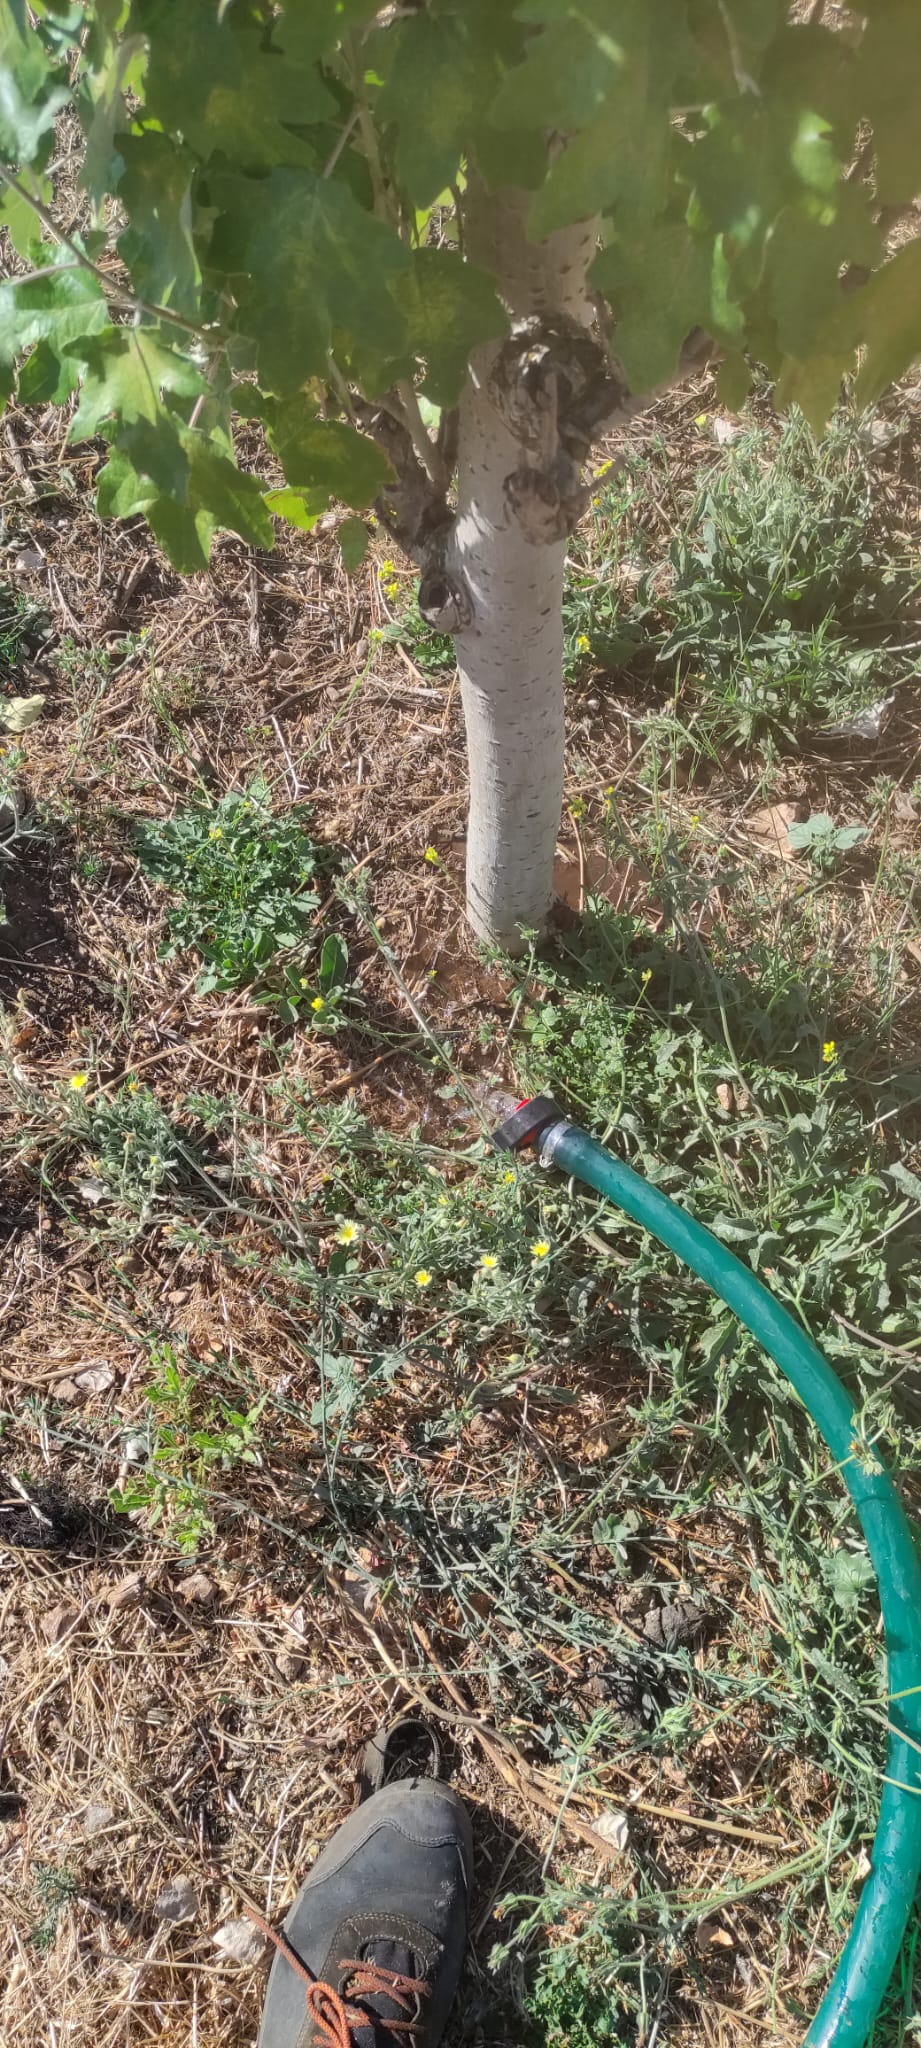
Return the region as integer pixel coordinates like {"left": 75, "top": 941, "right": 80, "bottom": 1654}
{"left": 449, "top": 182, "right": 598, "bottom": 950}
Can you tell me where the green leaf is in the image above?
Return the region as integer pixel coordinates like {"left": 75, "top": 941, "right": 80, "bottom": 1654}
{"left": 263, "top": 487, "right": 326, "bottom": 533}
{"left": 180, "top": 430, "right": 275, "bottom": 551}
{"left": 487, "top": 4, "right": 624, "bottom": 133}
{"left": 339, "top": 515, "right": 369, "bottom": 573}
{"left": 374, "top": 9, "right": 503, "bottom": 206}
{"left": 528, "top": 97, "right": 670, "bottom": 240}
{"left": 390, "top": 248, "right": 507, "bottom": 407}
{"left": 115, "top": 130, "right": 201, "bottom": 317}
{"left": 716, "top": 351, "right": 750, "bottom": 411}
{"left": 0, "top": 3, "right": 70, "bottom": 165}
{"left": 473, "top": 123, "right": 548, "bottom": 194}
{"left": 67, "top": 326, "right": 205, "bottom": 441}
{"left": 681, "top": 0, "right": 783, "bottom": 98}
{"left": 96, "top": 422, "right": 274, "bottom": 564}
{"left": 592, "top": 222, "right": 728, "bottom": 391}
{"left": 96, "top": 443, "right": 159, "bottom": 519}
{"left": 79, "top": 29, "right": 145, "bottom": 206}
{"left": 0, "top": 258, "right": 108, "bottom": 370}
{"left": 211, "top": 167, "right": 409, "bottom": 395}
{"left": 826, "top": 1548, "right": 875, "bottom": 1616}
{"left": 853, "top": 240, "right": 921, "bottom": 409}
{"left": 888, "top": 1159, "right": 921, "bottom": 1205}
{"left": 17, "top": 335, "right": 81, "bottom": 404}
{"left": 524, "top": 0, "right": 688, "bottom": 236}
{"left": 145, "top": 492, "right": 217, "bottom": 575}
{"left": 319, "top": 931, "right": 348, "bottom": 992}
{"left": 134, "top": 5, "right": 334, "bottom": 171}
{"left": 760, "top": 23, "right": 858, "bottom": 144}
{"left": 859, "top": 0, "right": 921, "bottom": 206}
{"left": 765, "top": 189, "right": 881, "bottom": 360}
{"left": 688, "top": 96, "right": 844, "bottom": 299}
{"left": 270, "top": 409, "right": 393, "bottom": 507}
{"left": 0, "top": 167, "right": 51, "bottom": 255}
{"left": 774, "top": 350, "right": 851, "bottom": 432}
{"left": 119, "top": 412, "right": 190, "bottom": 498}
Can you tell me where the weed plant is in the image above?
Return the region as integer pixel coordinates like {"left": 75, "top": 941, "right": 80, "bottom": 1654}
{"left": 563, "top": 410, "right": 917, "bottom": 760}
{"left": 65, "top": 1082, "right": 199, "bottom": 1219}
{"left": 0, "top": 582, "right": 48, "bottom": 686}
{"left": 110, "top": 1340, "right": 267, "bottom": 1552}
{"left": 135, "top": 780, "right": 348, "bottom": 1018}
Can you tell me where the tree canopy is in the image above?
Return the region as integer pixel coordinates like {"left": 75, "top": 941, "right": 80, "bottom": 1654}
{"left": 1, "top": 0, "right": 919, "bottom": 574}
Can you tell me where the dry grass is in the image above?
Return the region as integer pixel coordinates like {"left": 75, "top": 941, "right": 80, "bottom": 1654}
{"left": 2, "top": 364, "right": 921, "bottom": 2048}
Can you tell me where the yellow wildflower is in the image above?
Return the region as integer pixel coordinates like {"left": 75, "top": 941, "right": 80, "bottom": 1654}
{"left": 479, "top": 1252, "right": 499, "bottom": 1272}
{"left": 530, "top": 1239, "right": 551, "bottom": 1260}
{"left": 414, "top": 1268, "right": 432, "bottom": 1288}
{"left": 311, "top": 996, "right": 325, "bottom": 1012}
{"left": 208, "top": 826, "right": 223, "bottom": 840}
{"left": 822, "top": 1040, "right": 837, "bottom": 1065}
{"left": 575, "top": 633, "right": 590, "bottom": 654}
{"left": 69, "top": 1072, "right": 89, "bottom": 1091}
{"left": 336, "top": 1221, "right": 359, "bottom": 1245}
{"left": 424, "top": 846, "right": 440, "bottom": 865}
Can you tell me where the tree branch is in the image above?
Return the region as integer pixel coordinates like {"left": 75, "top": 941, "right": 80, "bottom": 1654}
{"left": 349, "top": 31, "right": 389, "bottom": 223}
{"left": 354, "top": 394, "right": 454, "bottom": 564}
{"left": 0, "top": 163, "right": 208, "bottom": 340}
{"left": 395, "top": 378, "right": 449, "bottom": 493}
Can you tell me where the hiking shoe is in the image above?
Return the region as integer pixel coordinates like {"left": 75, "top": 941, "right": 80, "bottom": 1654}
{"left": 254, "top": 1778, "right": 473, "bottom": 2048}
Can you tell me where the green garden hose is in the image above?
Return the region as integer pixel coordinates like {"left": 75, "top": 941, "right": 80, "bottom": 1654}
{"left": 493, "top": 1099, "right": 921, "bottom": 2048}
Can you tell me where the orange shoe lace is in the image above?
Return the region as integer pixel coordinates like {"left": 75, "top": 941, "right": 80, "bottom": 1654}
{"left": 246, "top": 1906, "right": 428, "bottom": 2048}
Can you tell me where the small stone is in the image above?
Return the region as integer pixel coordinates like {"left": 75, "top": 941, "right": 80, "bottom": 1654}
{"left": 74, "top": 1362, "right": 115, "bottom": 1395}
{"left": 82, "top": 1803, "right": 115, "bottom": 1837}
{"left": 155, "top": 1877, "right": 198, "bottom": 1924}
{"left": 696, "top": 1918, "right": 734, "bottom": 1951}
{"left": 274, "top": 1650, "right": 307, "bottom": 1682}
{"left": 104, "top": 1574, "right": 145, "bottom": 1611}
{"left": 121, "top": 1432, "right": 149, "bottom": 1465}
{"left": 42, "top": 1603, "right": 78, "bottom": 1645}
{"left": 715, "top": 1082, "right": 735, "bottom": 1116}
{"left": 644, "top": 1597, "right": 705, "bottom": 1650}
{"left": 212, "top": 1917, "right": 267, "bottom": 1964}
{"left": 181, "top": 1571, "right": 216, "bottom": 1605}
{"left": 592, "top": 1808, "right": 630, "bottom": 1852}
{"left": 748, "top": 801, "right": 808, "bottom": 859}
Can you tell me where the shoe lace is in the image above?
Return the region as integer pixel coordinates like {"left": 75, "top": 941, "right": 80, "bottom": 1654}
{"left": 246, "top": 1907, "right": 428, "bottom": 2048}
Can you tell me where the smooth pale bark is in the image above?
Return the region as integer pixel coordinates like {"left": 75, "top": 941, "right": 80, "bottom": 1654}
{"left": 449, "top": 183, "right": 598, "bottom": 950}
